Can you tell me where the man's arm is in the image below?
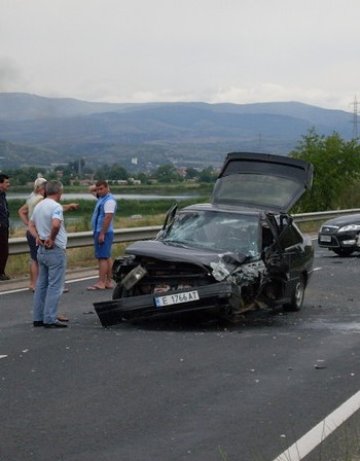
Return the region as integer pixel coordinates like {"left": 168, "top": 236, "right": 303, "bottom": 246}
{"left": 44, "top": 218, "right": 62, "bottom": 249}
{"left": 18, "top": 204, "right": 29, "bottom": 225}
{"left": 63, "top": 203, "right": 79, "bottom": 212}
{"left": 98, "top": 213, "right": 113, "bottom": 243}
{"left": 28, "top": 219, "right": 38, "bottom": 241}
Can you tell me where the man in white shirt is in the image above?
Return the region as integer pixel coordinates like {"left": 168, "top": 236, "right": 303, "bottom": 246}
{"left": 28, "top": 180, "right": 68, "bottom": 328}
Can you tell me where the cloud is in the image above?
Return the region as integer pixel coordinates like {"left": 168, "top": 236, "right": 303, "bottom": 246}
{"left": 0, "top": 57, "right": 21, "bottom": 91}
{"left": 1, "top": 0, "right": 360, "bottom": 110}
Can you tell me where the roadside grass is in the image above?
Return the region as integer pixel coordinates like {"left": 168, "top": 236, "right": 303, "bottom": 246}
{"left": 296, "top": 219, "right": 323, "bottom": 234}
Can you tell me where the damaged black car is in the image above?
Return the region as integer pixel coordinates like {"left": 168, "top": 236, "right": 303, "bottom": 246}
{"left": 94, "top": 152, "right": 314, "bottom": 326}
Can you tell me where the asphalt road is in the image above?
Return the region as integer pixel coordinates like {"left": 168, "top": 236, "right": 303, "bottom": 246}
{"left": 1, "top": 244, "right": 360, "bottom": 461}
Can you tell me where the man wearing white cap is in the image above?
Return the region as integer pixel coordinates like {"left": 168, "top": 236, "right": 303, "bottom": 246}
{"left": 18, "top": 177, "right": 47, "bottom": 290}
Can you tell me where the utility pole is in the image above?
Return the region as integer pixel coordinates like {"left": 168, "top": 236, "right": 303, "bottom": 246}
{"left": 78, "top": 158, "right": 82, "bottom": 177}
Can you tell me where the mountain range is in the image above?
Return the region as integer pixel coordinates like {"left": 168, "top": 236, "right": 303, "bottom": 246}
{"left": 0, "top": 92, "right": 354, "bottom": 171}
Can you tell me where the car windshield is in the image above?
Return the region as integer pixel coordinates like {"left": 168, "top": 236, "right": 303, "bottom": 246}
{"left": 161, "top": 210, "right": 261, "bottom": 257}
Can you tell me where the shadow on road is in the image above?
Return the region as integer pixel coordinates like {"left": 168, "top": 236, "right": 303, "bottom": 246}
{"left": 105, "top": 307, "right": 300, "bottom": 333}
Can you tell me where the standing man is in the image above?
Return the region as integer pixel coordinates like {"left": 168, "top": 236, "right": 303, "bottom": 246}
{"left": 28, "top": 180, "right": 68, "bottom": 328}
{"left": 18, "top": 177, "right": 47, "bottom": 290}
{"left": 18, "top": 177, "right": 78, "bottom": 293}
{"left": 0, "top": 173, "right": 11, "bottom": 281}
{"left": 87, "top": 180, "right": 117, "bottom": 290}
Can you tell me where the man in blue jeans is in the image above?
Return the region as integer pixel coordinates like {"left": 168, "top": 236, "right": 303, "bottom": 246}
{"left": 87, "top": 180, "right": 117, "bottom": 290}
{"left": 28, "top": 180, "right": 68, "bottom": 328}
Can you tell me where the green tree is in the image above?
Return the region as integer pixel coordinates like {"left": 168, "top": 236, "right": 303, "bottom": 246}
{"left": 94, "top": 163, "right": 128, "bottom": 181}
{"left": 6, "top": 167, "right": 47, "bottom": 185}
{"left": 198, "top": 166, "right": 217, "bottom": 183}
{"left": 185, "top": 167, "right": 199, "bottom": 180}
{"left": 154, "top": 164, "right": 181, "bottom": 183}
{"left": 107, "top": 164, "right": 129, "bottom": 181}
{"left": 136, "top": 172, "right": 149, "bottom": 184}
{"left": 290, "top": 130, "right": 360, "bottom": 212}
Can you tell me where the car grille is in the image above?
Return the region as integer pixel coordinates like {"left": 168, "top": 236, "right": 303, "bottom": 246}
{"left": 148, "top": 261, "right": 208, "bottom": 283}
{"left": 318, "top": 235, "right": 340, "bottom": 248}
{"left": 133, "top": 259, "right": 212, "bottom": 295}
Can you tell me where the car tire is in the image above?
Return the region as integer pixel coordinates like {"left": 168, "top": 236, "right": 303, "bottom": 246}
{"left": 284, "top": 276, "right": 305, "bottom": 312}
{"left": 332, "top": 248, "right": 354, "bottom": 257}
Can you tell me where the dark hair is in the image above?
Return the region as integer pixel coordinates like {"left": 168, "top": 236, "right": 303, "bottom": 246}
{"left": 0, "top": 173, "right": 9, "bottom": 183}
{"left": 95, "top": 179, "right": 109, "bottom": 188}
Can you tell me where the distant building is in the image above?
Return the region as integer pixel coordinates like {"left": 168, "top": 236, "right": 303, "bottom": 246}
{"left": 127, "top": 178, "right": 141, "bottom": 185}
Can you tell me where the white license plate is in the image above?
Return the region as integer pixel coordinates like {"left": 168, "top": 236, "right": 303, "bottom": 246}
{"left": 154, "top": 290, "right": 200, "bottom": 308}
{"left": 320, "top": 235, "right": 332, "bottom": 242}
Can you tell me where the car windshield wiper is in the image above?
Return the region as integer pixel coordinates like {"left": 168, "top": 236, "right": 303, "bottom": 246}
{"left": 162, "top": 239, "right": 189, "bottom": 248}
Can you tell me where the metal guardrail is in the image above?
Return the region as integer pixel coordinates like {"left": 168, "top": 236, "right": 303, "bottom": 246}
{"left": 293, "top": 208, "right": 360, "bottom": 223}
{"left": 9, "top": 208, "right": 360, "bottom": 256}
{"left": 9, "top": 226, "right": 163, "bottom": 255}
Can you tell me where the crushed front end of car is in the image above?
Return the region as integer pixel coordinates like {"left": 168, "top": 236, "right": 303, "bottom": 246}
{"left": 93, "top": 209, "right": 297, "bottom": 326}
{"left": 94, "top": 247, "right": 282, "bottom": 326}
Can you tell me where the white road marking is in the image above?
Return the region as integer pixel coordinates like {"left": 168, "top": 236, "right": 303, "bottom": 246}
{"left": 313, "top": 266, "right": 322, "bottom": 272}
{"left": 0, "top": 288, "right": 29, "bottom": 295}
{"left": 272, "top": 390, "right": 360, "bottom": 461}
{"left": 0, "top": 276, "right": 98, "bottom": 296}
{"left": 65, "top": 276, "right": 97, "bottom": 284}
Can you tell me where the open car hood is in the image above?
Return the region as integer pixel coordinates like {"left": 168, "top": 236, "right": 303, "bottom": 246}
{"left": 211, "top": 152, "right": 313, "bottom": 213}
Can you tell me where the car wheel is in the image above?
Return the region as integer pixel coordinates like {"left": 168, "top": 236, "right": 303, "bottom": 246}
{"left": 284, "top": 277, "right": 305, "bottom": 312}
{"left": 332, "top": 248, "right": 354, "bottom": 257}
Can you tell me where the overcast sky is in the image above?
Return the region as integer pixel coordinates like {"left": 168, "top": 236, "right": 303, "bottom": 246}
{"left": 1, "top": 0, "right": 359, "bottom": 111}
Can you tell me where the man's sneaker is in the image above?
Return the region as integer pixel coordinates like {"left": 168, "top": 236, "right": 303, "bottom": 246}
{"left": 0, "top": 274, "right": 10, "bottom": 281}
{"left": 43, "top": 322, "right": 68, "bottom": 328}
{"left": 33, "top": 321, "right": 44, "bottom": 327}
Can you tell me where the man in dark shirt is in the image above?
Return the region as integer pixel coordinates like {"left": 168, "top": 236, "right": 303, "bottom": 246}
{"left": 0, "top": 173, "right": 11, "bottom": 280}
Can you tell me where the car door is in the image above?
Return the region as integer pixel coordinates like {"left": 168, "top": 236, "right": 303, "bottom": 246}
{"left": 277, "top": 216, "right": 310, "bottom": 295}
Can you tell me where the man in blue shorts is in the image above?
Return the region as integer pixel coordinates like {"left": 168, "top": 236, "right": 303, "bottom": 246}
{"left": 87, "top": 180, "right": 117, "bottom": 290}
